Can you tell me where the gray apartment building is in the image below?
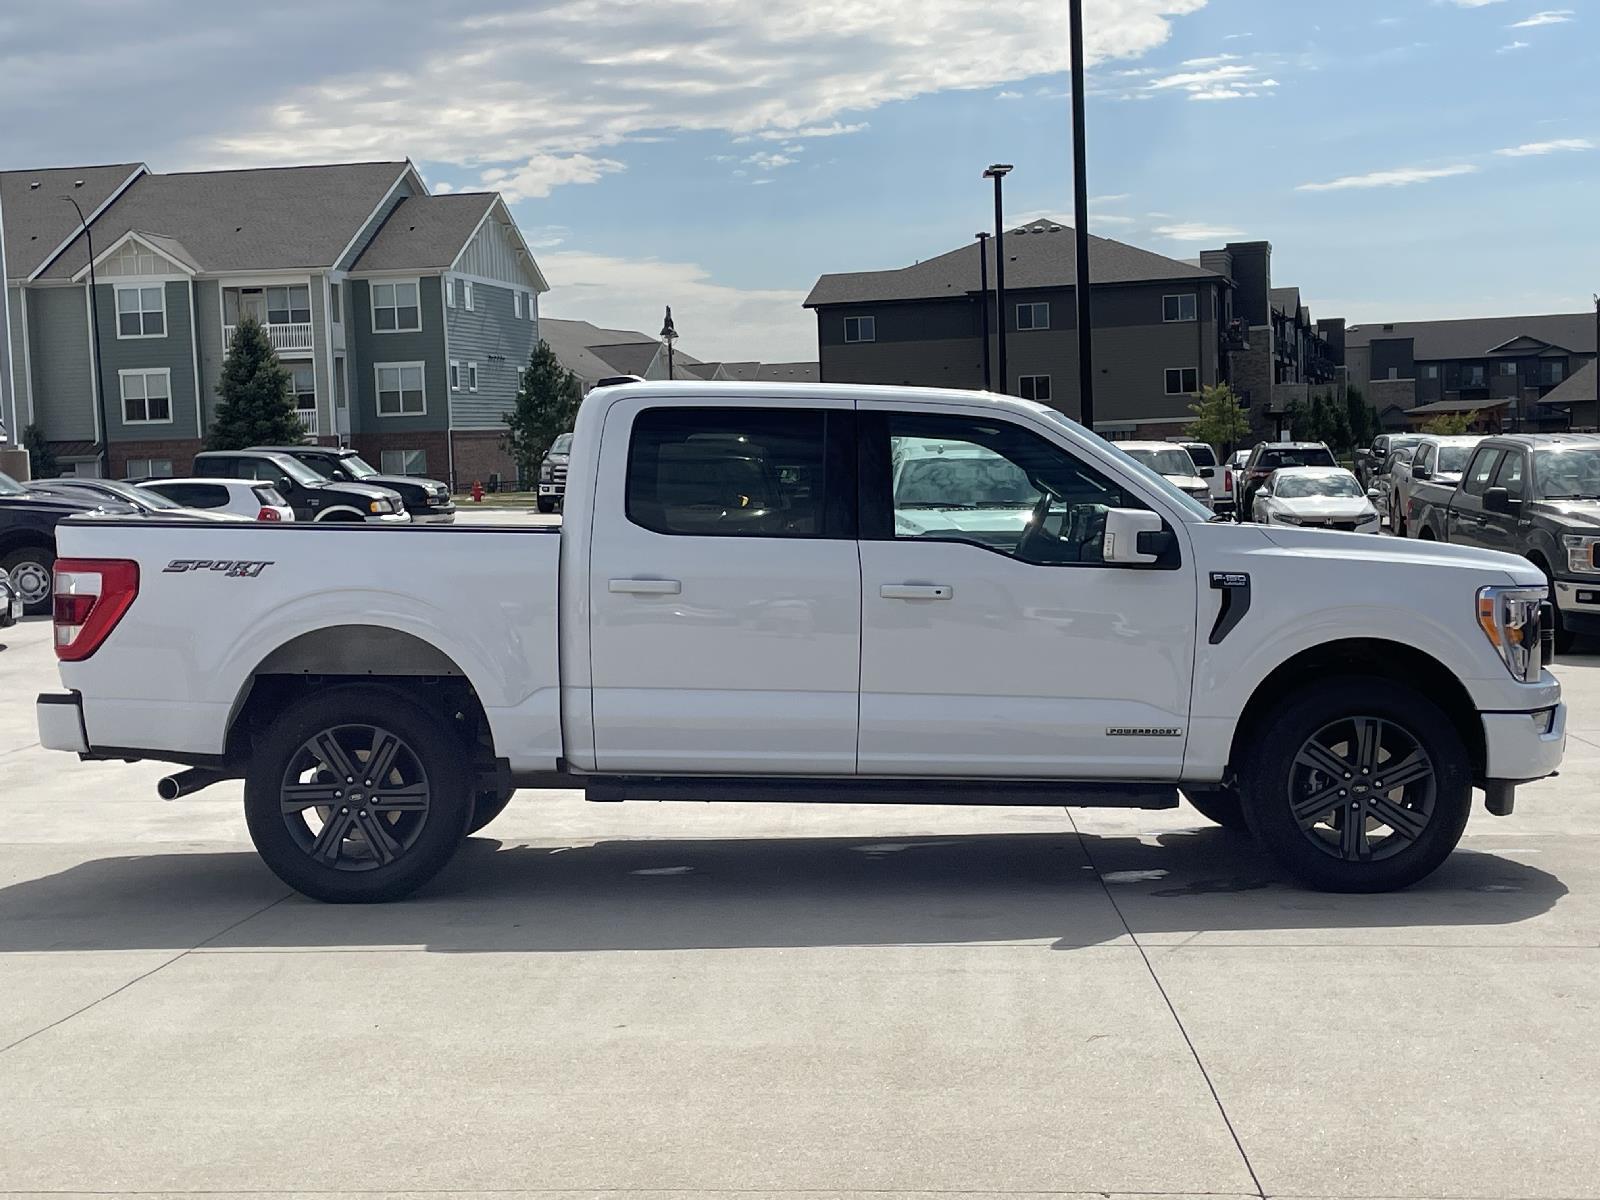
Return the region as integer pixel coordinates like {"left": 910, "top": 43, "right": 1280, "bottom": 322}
{"left": 1344, "top": 313, "right": 1597, "bottom": 432}
{"left": 806, "top": 221, "right": 1340, "bottom": 439}
{"left": 540, "top": 316, "right": 819, "bottom": 394}
{"left": 1, "top": 160, "right": 547, "bottom": 485}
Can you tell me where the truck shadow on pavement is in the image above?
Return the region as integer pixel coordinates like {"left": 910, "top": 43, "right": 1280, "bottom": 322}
{"left": 0, "top": 826, "right": 1568, "bottom": 953}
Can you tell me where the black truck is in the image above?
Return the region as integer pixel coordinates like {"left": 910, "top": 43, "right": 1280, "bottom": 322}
{"left": 0, "top": 470, "right": 130, "bottom": 615}
{"left": 1421, "top": 433, "right": 1600, "bottom": 649}
{"left": 190, "top": 450, "right": 411, "bottom": 525}
{"left": 252, "top": 445, "right": 456, "bottom": 524}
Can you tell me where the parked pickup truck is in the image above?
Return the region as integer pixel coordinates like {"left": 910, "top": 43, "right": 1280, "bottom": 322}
{"left": 1408, "top": 433, "right": 1600, "bottom": 651}
{"left": 37, "top": 382, "right": 1566, "bottom": 902}
{"left": 1392, "top": 434, "right": 1484, "bottom": 539}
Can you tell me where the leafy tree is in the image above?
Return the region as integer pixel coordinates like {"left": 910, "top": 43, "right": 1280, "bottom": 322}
{"left": 1184, "top": 383, "right": 1251, "bottom": 454}
{"left": 22, "top": 424, "right": 59, "bottom": 479}
{"left": 1344, "top": 385, "right": 1380, "bottom": 448}
{"left": 207, "top": 317, "right": 303, "bottom": 450}
{"left": 502, "top": 339, "right": 582, "bottom": 486}
{"left": 1422, "top": 412, "right": 1474, "bottom": 435}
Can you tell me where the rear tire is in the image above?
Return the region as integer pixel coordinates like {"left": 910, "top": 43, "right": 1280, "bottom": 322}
{"left": 243, "top": 685, "right": 474, "bottom": 902}
{"left": 2, "top": 546, "right": 56, "bottom": 617}
{"left": 1241, "top": 678, "right": 1471, "bottom": 892}
{"left": 1182, "top": 785, "right": 1250, "bottom": 832}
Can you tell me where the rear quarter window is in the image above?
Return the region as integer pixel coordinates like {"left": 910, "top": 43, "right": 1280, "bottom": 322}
{"left": 252, "top": 485, "right": 288, "bottom": 507}
{"left": 1184, "top": 445, "right": 1217, "bottom": 468}
{"left": 160, "top": 483, "right": 231, "bottom": 509}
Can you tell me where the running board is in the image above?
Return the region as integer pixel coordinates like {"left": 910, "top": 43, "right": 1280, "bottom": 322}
{"left": 581, "top": 776, "right": 1178, "bottom": 808}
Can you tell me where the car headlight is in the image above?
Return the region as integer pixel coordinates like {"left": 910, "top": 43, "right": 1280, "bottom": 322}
{"left": 369, "top": 499, "right": 394, "bottom": 514}
{"left": 1561, "top": 534, "right": 1600, "bottom": 574}
{"left": 1275, "top": 513, "right": 1301, "bottom": 525}
{"left": 1477, "top": 584, "right": 1548, "bottom": 682}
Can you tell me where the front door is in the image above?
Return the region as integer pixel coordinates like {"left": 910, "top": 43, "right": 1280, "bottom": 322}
{"left": 587, "top": 398, "right": 861, "bottom": 774}
{"left": 855, "top": 404, "right": 1198, "bottom": 778}
{"left": 1448, "top": 447, "right": 1503, "bottom": 548}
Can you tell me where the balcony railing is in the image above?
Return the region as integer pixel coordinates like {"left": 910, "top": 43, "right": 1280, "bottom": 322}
{"left": 225, "top": 321, "right": 314, "bottom": 355}
{"left": 296, "top": 406, "right": 319, "bottom": 439}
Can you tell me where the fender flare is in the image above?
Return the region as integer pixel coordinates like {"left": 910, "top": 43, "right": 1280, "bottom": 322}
{"left": 312, "top": 505, "right": 367, "bottom": 522}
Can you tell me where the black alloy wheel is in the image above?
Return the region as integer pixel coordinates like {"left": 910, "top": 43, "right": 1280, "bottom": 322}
{"left": 277, "top": 724, "right": 433, "bottom": 871}
{"left": 1288, "top": 716, "right": 1436, "bottom": 863}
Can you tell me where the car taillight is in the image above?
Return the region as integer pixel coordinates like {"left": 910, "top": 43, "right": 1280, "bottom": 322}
{"left": 257, "top": 506, "right": 283, "bottom": 522}
{"left": 1224, "top": 469, "right": 1233, "bottom": 493}
{"left": 53, "top": 559, "right": 139, "bottom": 662}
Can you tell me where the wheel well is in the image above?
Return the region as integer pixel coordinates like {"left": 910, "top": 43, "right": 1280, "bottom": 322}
{"left": 1229, "top": 639, "right": 1485, "bottom": 778}
{"left": 0, "top": 532, "right": 54, "bottom": 559}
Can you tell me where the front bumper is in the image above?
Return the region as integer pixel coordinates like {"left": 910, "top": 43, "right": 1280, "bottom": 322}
{"left": 37, "top": 693, "right": 89, "bottom": 755}
{"left": 1551, "top": 578, "right": 1600, "bottom": 633}
{"left": 1481, "top": 703, "right": 1566, "bottom": 785}
{"left": 411, "top": 506, "right": 457, "bottom": 525}
{"left": 538, "top": 483, "right": 566, "bottom": 498}
{"left": 369, "top": 511, "right": 413, "bottom": 524}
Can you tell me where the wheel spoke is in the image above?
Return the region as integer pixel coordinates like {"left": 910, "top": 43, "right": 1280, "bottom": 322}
{"left": 310, "top": 731, "right": 360, "bottom": 783}
{"left": 1295, "top": 739, "right": 1352, "bottom": 781}
{"left": 356, "top": 811, "right": 401, "bottom": 865}
{"left": 280, "top": 782, "right": 343, "bottom": 814}
{"left": 365, "top": 729, "right": 403, "bottom": 788}
{"left": 1339, "top": 803, "right": 1371, "bottom": 860}
{"left": 1292, "top": 779, "right": 1347, "bottom": 824}
{"left": 1367, "top": 795, "right": 1429, "bottom": 842}
{"left": 1353, "top": 718, "right": 1381, "bottom": 775}
{"left": 1375, "top": 750, "right": 1432, "bottom": 794}
{"left": 370, "top": 784, "right": 429, "bottom": 812}
{"left": 309, "top": 809, "right": 356, "bottom": 863}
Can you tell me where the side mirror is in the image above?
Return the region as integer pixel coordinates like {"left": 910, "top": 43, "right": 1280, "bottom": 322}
{"left": 1103, "top": 508, "right": 1166, "bottom": 565}
{"left": 1483, "top": 486, "right": 1517, "bottom": 515}
{"left": 1198, "top": 466, "right": 1216, "bottom": 479}
{"left": 1412, "top": 466, "right": 1431, "bottom": 481}
{"left": 1367, "top": 488, "right": 1382, "bottom": 502}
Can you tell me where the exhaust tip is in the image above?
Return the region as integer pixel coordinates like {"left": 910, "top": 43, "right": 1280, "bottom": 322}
{"left": 157, "top": 775, "right": 183, "bottom": 801}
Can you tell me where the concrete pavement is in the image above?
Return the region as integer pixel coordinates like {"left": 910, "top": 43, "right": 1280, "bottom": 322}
{"left": 2, "top": 611, "right": 1598, "bottom": 1199}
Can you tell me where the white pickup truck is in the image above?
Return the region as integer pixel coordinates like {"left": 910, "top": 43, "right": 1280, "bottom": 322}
{"left": 37, "top": 382, "right": 1566, "bottom": 901}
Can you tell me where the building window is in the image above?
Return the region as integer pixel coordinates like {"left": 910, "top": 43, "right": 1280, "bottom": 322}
{"left": 1464, "top": 365, "right": 1486, "bottom": 388}
{"left": 1164, "top": 367, "right": 1199, "bottom": 395}
{"left": 1017, "top": 302, "right": 1050, "bottom": 331}
{"left": 462, "top": 281, "right": 474, "bottom": 312}
{"left": 267, "top": 285, "right": 311, "bottom": 325}
{"left": 1018, "top": 375, "right": 1051, "bottom": 403}
{"left": 126, "top": 458, "right": 173, "bottom": 479}
{"left": 513, "top": 291, "right": 523, "bottom": 318}
{"left": 290, "top": 364, "right": 316, "bottom": 423}
{"left": 381, "top": 449, "right": 429, "bottom": 476}
{"left": 328, "top": 283, "right": 341, "bottom": 324}
{"left": 375, "top": 362, "right": 426, "bottom": 416}
{"left": 115, "top": 285, "right": 165, "bottom": 338}
{"left": 371, "top": 281, "right": 421, "bottom": 332}
{"left": 1423, "top": 364, "right": 1439, "bottom": 379}
{"left": 467, "top": 362, "right": 479, "bottom": 392}
{"left": 526, "top": 292, "right": 535, "bottom": 320}
{"left": 444, "top": 278, "right": 455, "bottom": 308}
{"left": 844, "top": 315, "right": 876, "bottom": 343}
{"left": 105, "top": 241, "right": 170, "bottom": 277}
{"left": 449, "top": 360, "right": 461, "bottom": 391}
{"left": 120, "top": 368, "right": 172, "bottom": 424}
{"left": 1163, "top": 294, "right": 1197, "bottom": 323}
{"left": 1386, "top": 367, "right": 1399, "bottom": 380}
{"left": 1498, "top": 361, "right": 1518, "bottom": 377}
{"left": 1543, "top": 361, "right": 1567, "bottom": 386}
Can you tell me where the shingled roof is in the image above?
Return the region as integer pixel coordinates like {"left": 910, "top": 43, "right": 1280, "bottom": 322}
{"left": 351, "top": 193, "right": 497, "bottom": 271}
{"left": 805, "top": 218, "right": 1220, "bottom": 308}
{"left": 0, "top": 163, "right": 146, "bottom": 278}
{"left": 1346, "top": 313, "right": 1597, "bottom": 361}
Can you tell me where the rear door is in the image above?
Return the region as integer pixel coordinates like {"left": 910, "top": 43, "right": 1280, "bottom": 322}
{"left": 1448, "top": 447, "right": 1503, "bottom": 547}
{"left": 587, "top": 397, "right": 861, "bottom": 773}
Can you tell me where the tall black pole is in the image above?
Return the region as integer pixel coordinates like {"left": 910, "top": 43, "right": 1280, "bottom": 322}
{"left": 1069, "top": 0, "right": 1095, "bottom": 430}
{"left": 1592, "top": 294, "right": 1598, "bottom": 429}
{"left": 984, "top": 164, "right": 1013, "bottom": 394}
{"left": 64, "top": 195, "right": 109, "bottom": 478}
{"left": 976, "top": 233, "right": 992, "bottom": 390}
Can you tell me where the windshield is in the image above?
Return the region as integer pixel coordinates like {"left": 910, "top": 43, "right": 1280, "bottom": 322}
{"left": 338, "top": 454, "right": 380, "bottom": 479}
{"left": 1437, "top": 445, "right": 1477, "bottom": 473}
{"left": 1274, "top": 473, "right": 1362, "bottom": 499}
{"left": 81, "top": 480, "right": 182, "bottom": 509}
{"left": 1040, "top": 411, "right": 1213, "bottom": 521}
{"left": 1182, "top": 444, "right": 1217, "bottom": 468}
{"left": 0, "top": 470, "right": 25, "bottom": 497}
{"left": 1124, "top": 447, "right": 1198, "bottom": 477}
{"left": 895, "top": 456, "right": 1037, "bottom": 508}
{"left": 1534, "top": 449, "right": 1600, "bottom": 500}
{"left": 1258, "top": 447, "right": 1337, "bottom": 471}
{"left": 273, "top": 457, "right": 325, "bottom": 486}
{"left": 551, "top": 433, "right": 574, "bottom": 455}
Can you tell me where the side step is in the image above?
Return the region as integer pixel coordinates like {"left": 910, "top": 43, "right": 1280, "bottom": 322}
{"left": 582, "top": 775, "right": 1178, "bottom": 809}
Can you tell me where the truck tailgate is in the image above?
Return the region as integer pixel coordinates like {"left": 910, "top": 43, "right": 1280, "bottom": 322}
{"left": 51, "top": 520, "right": 563, "bottom": 771}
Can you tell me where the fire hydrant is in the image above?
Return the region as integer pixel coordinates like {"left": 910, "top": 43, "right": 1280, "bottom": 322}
{"left": 471, "top": 479, "right": 484, "bottom": 503}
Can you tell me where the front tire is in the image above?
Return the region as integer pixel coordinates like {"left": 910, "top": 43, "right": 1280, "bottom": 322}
{"left": 1241, "top": 678, "right": 1471, "bottom": 892}
{"left": 243, "top": 686, "right": 474, "bottom": 902}
{"left": 536, "top": 496, "right": 557, "bottom": 514}
{"left": 2, "top": 546, "right": 56, "bottom": 617}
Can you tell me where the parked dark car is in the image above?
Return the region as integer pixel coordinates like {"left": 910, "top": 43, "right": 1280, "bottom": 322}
{"left": 252, "top": 445, "right": 455, "bottom": 524}
{"left": 0, "top": 568, "right": 21, "bottom": 629}
{"left": 1239, "top": 441, "right": 1338, "bottom": 521}
{"left": 189, "top": 450, "right": 409, "bottom": 524}
{"left": 1355, "top": 433, "right": 1423, "bottom": 491}
{"left": 538, "top": 432, "right": 574, "bottom": 514}
{"left": 0, "top": 470, "right": 132, "bottom": 615}
{"left": 29, "top": 477, "right": 251, "bottom": 521}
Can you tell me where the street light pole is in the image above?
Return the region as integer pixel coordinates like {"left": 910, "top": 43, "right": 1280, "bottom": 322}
{"left": 660, "top": 305, "right": 678, "bottom": 381}
{"left": 63, "top": 194, "right": 110, "bottom": 478}
{"left": 975, "top": 232, "right": 992, "bottom": 390}
{"left": 983, "top": 164, "right": 1013, "bottom": 394}
{"left": 1069, "top": 0, "right": 1096, "bottom": 430}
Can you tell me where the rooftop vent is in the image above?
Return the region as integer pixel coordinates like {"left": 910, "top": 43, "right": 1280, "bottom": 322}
{"left": 73, "top": 179, "right": 84, "bottom": 188}
{"left": 1048, "top": 224, "right": 1063, "bottom": 232}
{"left": 28, "top": 181, "right": 39, "bottom": 190}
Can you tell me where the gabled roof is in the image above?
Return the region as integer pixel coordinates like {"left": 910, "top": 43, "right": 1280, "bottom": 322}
{"left": 755, "top": 361, "right": 820, "bottom": 382}
{"left": 591, "top": 341, "right": 660, "bottom": 377}
{"left": 539, "top": 317, "right": 660, "bottom": 383}
{"left": 1271, "top": 287, "right": 1303, "bottom": 318}
{"left": 0, "top": 162, "right": 146, "bottom": 278}
{"left": 1542, "top": 360, "right": 1598, "bottom": 409}
{"left": 32, "top": 161, "right": 414, "bottom": 279}
{"left": 1346, "top": 313, "right": 1597, "bottom": 361}
{"left": 805, "top": 218, "right": 1221, "bottom": 308}
{"left": 71, "top": 228, "right": 201, "bottom": 280}
{"left": 351, "top": 193, "right": 497, "bottom": 272}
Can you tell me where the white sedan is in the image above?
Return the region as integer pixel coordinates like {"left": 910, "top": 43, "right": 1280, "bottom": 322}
{"left": 139, "top": 478, "right": 296, "bottom": 522}
{"left": 1251, "top": 466, "right": 1381, "bottom": 533}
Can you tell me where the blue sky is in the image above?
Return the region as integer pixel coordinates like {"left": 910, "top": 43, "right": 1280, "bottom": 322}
{"left": 3, "top": 0, "right": 1596, "bottom": 360}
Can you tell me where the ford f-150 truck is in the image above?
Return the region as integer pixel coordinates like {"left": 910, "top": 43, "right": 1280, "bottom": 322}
{"left": 37, "top": 382, "right": 1566, "bottom": 902}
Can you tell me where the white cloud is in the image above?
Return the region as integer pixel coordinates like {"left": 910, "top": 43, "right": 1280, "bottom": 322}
{"left": 996, "top": 89, "right": 1024, "bottom": 99}
{"left": 1091, "top": 214, "right": 1139, "bottom": 225}
{"left": 1509, "top": 9, "right": 1574, "bottom": 26}
{"left": 1447, "top": 0, "right": 1508, "bottom": 6}
{"left": 479, "top": 153, "right": 625, "bottom": 201}
{"left": 1296, "top": 164, "right": 1479, "bottom": 191}
{"left": 1180, "top": 52, "right": 1239, "bottom": 66}
{"left": 1092, "top": 193, "right": 1131, "bottom": 203}
{"left": 756, "top": 122, "right": 867, "bottom": 140}
{"left": 1152, "top": 222, "right": 1245, "bottom": 240}
{"left": 1495, "top": 137, "right": 1595, "bottom": 155}
{"left": 1497, "top": 39, "right": 1531, "bottom": 51}
{"left": 540, "top": 250, "right": 813, "bottom": 361}
{"left": 1190, "top": 87, "right": 1257, "bottom": 101}
{"left": 742, "top": 150, "right": 797, "bottom": 170}
{"left": 1149, "top": 64, "right": 1256, "bottom": 89}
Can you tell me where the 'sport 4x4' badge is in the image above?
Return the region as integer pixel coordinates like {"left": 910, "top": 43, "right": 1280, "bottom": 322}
{"left": 163, "top": 559, "right": 274, "bottom": 579}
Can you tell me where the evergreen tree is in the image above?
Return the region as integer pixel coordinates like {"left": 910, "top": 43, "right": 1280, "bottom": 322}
{"left": 207, "top": 317, "right": 303, "bottom": 449}
{"left": 22, "top": 424, "right": 59, "bottom": 479}
{"left": 503, "top": 340, "right": 582, "bottom": 485}
{"left": 1344, "top": 385, "right": 1380, "bottom": 448}
{"left": 1184, "top": 383, "right": 1252, "bottom": 455}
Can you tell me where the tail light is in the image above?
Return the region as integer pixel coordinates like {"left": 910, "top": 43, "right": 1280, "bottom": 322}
{"left": 1223, "top": 468, "right": 1234, "bottom": 493}
{"left": 53, "top": 559, "right": 139, "bottom": 662}
{"left": 257, "top": 506, "right": 283, "bottom": 522}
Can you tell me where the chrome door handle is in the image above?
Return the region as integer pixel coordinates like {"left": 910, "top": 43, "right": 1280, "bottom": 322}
{"left": 880, "top": 584, "right": 953, "bottom": 600}
{"left": 609, "top": 578, "right": 682, "bottom": 595}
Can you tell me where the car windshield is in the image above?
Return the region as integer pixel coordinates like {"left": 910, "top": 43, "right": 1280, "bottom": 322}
{"left": 895, "top": 456, "right": 1037, "bottom": 508}
{"left": 1259, "top": 447, "right": 1337, "bottom": 471}
{"left": 273, "top": 457, "right": 325, "bottom": 486}
{"left": 80, "top": 480, "right": 182, "bottom": 510}
{"left": 338, "top": 455, "right": 380, "bottom": 479}
{"left": 1275, "top": 473, "right": 1362, "bottom": 499}
{"left": 1534, "top": 449, "right": 1600, "bottom": 499}
{"left": 1437, "top": 445, "right": 1477, "bottom": 473}
{"left": 551, "top": 434, "right": 574, "bottom": 455}
{"left": 0, "top": 470, "right": 26, "bottom": 497}
{"left": 1124, "top": 447, "right": 1198, "bottom": 477}
{"left": 1182, "top": 444, "right": 1217, "bottom": 468}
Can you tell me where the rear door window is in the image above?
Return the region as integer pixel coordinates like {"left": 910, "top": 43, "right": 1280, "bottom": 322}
{"left": 160, "top": 483, "right": 231, "bottom": 509}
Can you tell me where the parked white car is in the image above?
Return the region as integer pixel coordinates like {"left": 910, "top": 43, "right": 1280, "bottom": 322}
{"left": 1173, "top": 440, "right": 1235, "bottom": 516}
{"left": 1120, "top": 441, "right": 1214, "bottom": 510}
{"left": 891, "top": 437, "right": 1036, "bottom": 540}
{"left": 138, "top": 478, "right": 296, "bottom": 522}
{"left": 1252, "top": 466, "right": 1381, "bottom": 533}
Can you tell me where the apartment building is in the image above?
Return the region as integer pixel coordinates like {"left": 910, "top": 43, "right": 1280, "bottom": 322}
{"left": 540, "top": 316, "right": 818, "bottom": 393}
{"left": 1, "top": 160, "right": 547, "bottom": 484}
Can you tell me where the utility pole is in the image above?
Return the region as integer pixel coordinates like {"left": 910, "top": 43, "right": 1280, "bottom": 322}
{"left": 975, "top": 232, "right": 992, "bottom": 390}
{"left": 1069, "top": 0, "right": 1096, "bottom": 430}
{"left": 1593, "top": 294, "right": 1598, "bottom": 429}
{"left": 660, "top": 305, "right": 678, "bottom": 381}
{"left": 983, "top": 164, "right": 1013, "bottom": 394}
{"left": 63, "top": 192, "right": 110, "bottom": 479}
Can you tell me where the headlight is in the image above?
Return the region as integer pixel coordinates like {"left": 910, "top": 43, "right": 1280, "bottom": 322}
{"left": 1561, "top": 534, "right": 1600, "bottom": 574}
{"left": 369, "top": 499, "right": 394, "bottom": 514}
{"left": 539, "top": 463, "right": 554, "bottom": 482}
{"left": 1477, "top": 584, "right": 1548, "bottom": 682}
{"left": 1275, "top": 513, "right": 1301, "bottom": 525}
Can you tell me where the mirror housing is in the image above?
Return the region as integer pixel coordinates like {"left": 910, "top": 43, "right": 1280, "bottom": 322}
{"left": 1483, "top": 486, "right": 1518, "bottom": 515}
{"left": 1411, "top": 466, "right": 1431, "bottom": 481}
{"left": 1103, "top": 508, "right": 1166, "bottom": 565}
{"left": 1367, "top": 487, "right": 1382, "bottom": 502}
{"left": 1198, "top": 466, "right": 1216, "bottom": 479}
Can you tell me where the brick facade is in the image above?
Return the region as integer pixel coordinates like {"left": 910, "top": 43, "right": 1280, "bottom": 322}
{"left": 450, "top": 430, "right": 519, "bottom": 490}
{"left": 349, "top": 430, "right": 452, "bottom": 486}
{"left": 1226, "top": 338, "right": 1274, "bottom": 438}
{"left": 105, "top": 438, "right": 204, "bottom": 480}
